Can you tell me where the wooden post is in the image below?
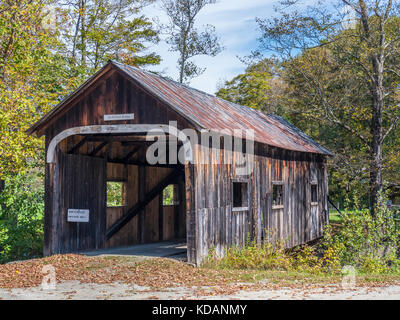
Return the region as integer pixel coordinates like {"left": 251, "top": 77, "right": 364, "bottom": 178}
{"left": 158, "top": 194, "right": 163, "bottom": 241}
{"left": 138, "top": 148, "right": 146, "bottom": 244}
{"left": 185, "top": 163, "right": 197, "bottom": 265}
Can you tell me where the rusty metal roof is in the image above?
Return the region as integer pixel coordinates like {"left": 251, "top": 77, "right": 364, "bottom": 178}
{"left": 113, "top": 61, "right": 332, "bottom": 155}
{"left": 28, "top": 60, "right": 331, "bottom": 155}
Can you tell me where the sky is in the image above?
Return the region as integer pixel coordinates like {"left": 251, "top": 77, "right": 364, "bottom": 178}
{"left": 142, "top": 0, "right": 278, "bottom": 95}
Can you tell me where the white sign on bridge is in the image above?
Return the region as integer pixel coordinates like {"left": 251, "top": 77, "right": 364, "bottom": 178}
{"left": 67, "top": 209, "right": 90, "bottom": 223}
{"left": 104, "top": 113, "right": 134, "bottom": 121}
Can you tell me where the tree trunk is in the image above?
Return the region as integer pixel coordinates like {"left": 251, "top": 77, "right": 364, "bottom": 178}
{"left": 370, "top": 57, "right": 384, "bottom": 214}
{"left": 179, "top": 53, "right": 185, "bottom": 83}
{"left": 370, "top": 126, "right": 383, "bottom": 214}
{"left": 80, "top": 0, "right": 87, "bottom": 68}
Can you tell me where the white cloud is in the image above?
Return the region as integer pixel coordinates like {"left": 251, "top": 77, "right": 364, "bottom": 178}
{"left": 142, "top": 0, "right": 277, "bottom": 94}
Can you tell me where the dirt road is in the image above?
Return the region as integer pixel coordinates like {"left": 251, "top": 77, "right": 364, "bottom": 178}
{"left": 1, "top": 281, "right": 400, "bottom": 300}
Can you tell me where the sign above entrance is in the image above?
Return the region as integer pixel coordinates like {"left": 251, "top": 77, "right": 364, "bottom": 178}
{"left": 104, "top": 113, "right": 135, "bottom": 121}
{"left": 67, "top": 209, "right": 90, "bottom": 223}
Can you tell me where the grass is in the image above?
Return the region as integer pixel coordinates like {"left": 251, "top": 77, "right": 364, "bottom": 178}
{"left": 329, "top": 210, "right": 343, "bottom": 224}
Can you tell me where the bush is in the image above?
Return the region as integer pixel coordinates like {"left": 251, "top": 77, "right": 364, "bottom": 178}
{"left": 204, "top": 190, "right": 400, "bottom": 276}
{"left": 321, "top": 191, "right": 400, "bottom": 274}
{"left": 203, "top": 239, "right": 323, "bottom": 274}
{"left": 0, "top": 172, "right": 44, "bottom": 264}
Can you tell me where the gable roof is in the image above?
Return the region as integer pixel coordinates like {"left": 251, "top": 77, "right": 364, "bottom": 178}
{"left": 28, "top": 60, "right": 332, "bottom": 156}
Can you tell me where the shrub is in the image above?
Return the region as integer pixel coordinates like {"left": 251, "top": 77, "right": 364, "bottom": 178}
{"left": 203, "top": 241, "right": 293, "bottom": 271}
{"left": 0, "top": 172, "right": 44, "bottom": 264}
{"left": 321, "top": 189, "right": 400, "bottom": 274}
{"left": 204, "top": 190, "right": 400, "bottom": 276}
{"left": 203, "top": 240, "right": 323, "bottom": 274}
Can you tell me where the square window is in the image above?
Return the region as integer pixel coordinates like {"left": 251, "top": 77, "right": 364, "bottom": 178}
{"left": 233, "top": 181, "right": 249, "bottom": 209}
{"left": 311, "top": 184, "right": 318, "bottom": 204}
{"left": 272, "top": 184, "right": 283, "bottom": 208}
{"left": 107, "top": 181, "right": 126, "bottom": 207}
{"left": 163, "top": 184, "right": 178, "bottom": 206}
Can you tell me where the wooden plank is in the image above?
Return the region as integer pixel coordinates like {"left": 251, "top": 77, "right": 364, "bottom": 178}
{"left": 185, "top": 163, "right": 197, "bottom": 265}
{"left": 67, "top": 136, "right": 88, "bottom": 154}
{"left": 159, "top": 194, "right": 164, "bottom": 241}
{"left": 89, "top": 141, "right": 108, "bottom": 156}
{"left": 123, "top": 146, "right": 140, "bottom": 161}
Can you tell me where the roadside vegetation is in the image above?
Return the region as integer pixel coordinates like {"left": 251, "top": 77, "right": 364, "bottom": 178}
{"left": 0, "top": 170, "right": 44, "bottom": 264}
{"left": 204, "top": 191, "right": 400, "bottom": 278}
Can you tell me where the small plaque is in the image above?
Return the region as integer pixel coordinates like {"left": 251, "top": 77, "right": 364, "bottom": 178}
{"left": 67, "top": 209, "right": 89, "bottom": 223}
{"left": 104, "top": 113, "right": 134, "bottom": 121}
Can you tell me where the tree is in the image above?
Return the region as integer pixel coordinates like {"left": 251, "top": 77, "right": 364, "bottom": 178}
{"left": 257, "top": 0, "right": 400, "bottom": 212}
{"left": 57, "top": 0, "right": 161, "bottom": 78}
{"left": 216, "top": 59, "right": 287, "bottom": 114}
{"left": 0, "top": 0, "right": 63, "bottom": 178}
{"left": 0, "top": 172, "right": 44, "bottom": 263}
{"left": 161, "top": 0, "right": 222, "bottom": 83}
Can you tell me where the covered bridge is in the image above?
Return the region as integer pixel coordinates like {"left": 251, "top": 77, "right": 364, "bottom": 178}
{"left": 28, "top": 60, "right": 332, "bottom": 266}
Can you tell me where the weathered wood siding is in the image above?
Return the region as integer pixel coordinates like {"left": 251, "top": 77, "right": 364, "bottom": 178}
{"left": 44, "top": 149, "right": 106, "bottom": 254}
{"left": 190, "top": 143, "right": 328, "bottom": 265}
{"left": 42, "top": 71, "right": 195, "bottom": 140}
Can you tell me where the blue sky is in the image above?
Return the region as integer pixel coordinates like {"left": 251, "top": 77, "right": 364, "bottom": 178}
{"left": 142, "top": 0, "right": 278, "bottom": 94}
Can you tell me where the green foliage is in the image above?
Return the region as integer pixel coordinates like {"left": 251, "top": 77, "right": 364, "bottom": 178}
{"left": 321, "top": 190, "right": 400, "bottom": 274}
{"left": 203, "top": 240, "right": 323, "bottom": 275}
{"left": 203, "top": 242, "right": 292, "bottom": 271}
{"left": 256, "top": 1, "right": 400, "bottom": 209}
{"left": 162, "top": 184, "right": 175, "bottom": 205}
{"left": 216, "top": 59, "right": 276, "bottom": 111}
{"left": 0, "top": 0, "right": 65, "bottom": 178}
{"left": 57, "top": 0, "right": 160, "bottom": 78}
{"left": 0, "top": 172, "right": 44, "bottom": 264}
{"left": 205, "top": 192, "right": 400, "bottom": 276}
{"left": 106, "top": 181, "right": 124, "bottom": 207}
{"left": 216, "top": 58, "right": 290, "bottom": 116}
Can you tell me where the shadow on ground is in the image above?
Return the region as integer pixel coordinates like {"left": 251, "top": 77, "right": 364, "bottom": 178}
{"left": 80, "top": 240, "right": 187, "bottom": 261}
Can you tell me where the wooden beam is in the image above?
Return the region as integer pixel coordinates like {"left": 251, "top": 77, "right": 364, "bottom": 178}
{"left": 159, "top": 194, "right": 163, "bottom": 241}
{"left": 174, "top": 184, "right": 180, "bottom": 238}
{"left": 86, "top": 135, "right": 173, "bottom": 143}
{"left": 105, "top": 168, "right": 183, "bottom": 241}
{"left": 107, "top": 158, "right": 182, "bottom": 169}
{"left": 47, "top": 124, "right": 192, "bottom": 163}
{"left": 67, "top": 136, "right": 88, "bottom": 154}
{"left": 138, "top": 149, "right": 145, "bottom": 243}
{"left": 89, "top": 141, "right": 108, "bottom": 157}
{"left": 123, "top": 146, "right": 140, "bottom": 162}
